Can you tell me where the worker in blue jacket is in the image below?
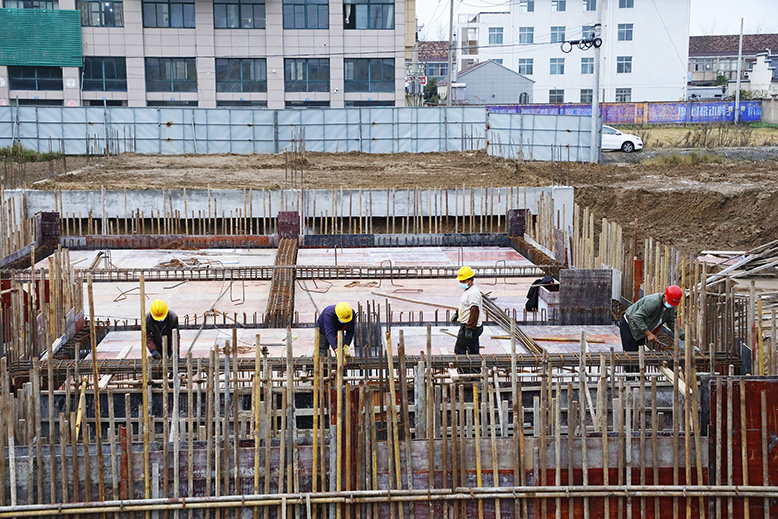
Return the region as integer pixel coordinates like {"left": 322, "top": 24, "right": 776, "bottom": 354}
{"left": 316, "top": 302, "right": 355, "bottom": 358}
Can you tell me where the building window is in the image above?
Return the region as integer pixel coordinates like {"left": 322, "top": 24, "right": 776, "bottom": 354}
{"left": 518, "top": 0, "right": 533, "bottom": 12}
{"left": 283, "top": 0, "right": 327, "bottom": 28}
{"left": 284, "top": 58, "right": 329, "bottom": 92}
{"left": 519, "top": 92, "right": 529, "bottom": 103}
{"left": 344, "top": 58, "right": 393, "bottom": 92}
{"left": 77, "top": 0, "right": 123, "bottom": 26}
{"left": 550, "top": 26, "right": 565, "bottom": 43}
{"left": 582, "top": 24, "right": 595, "bottom": 39}
{"left": 549, "top": 89, "right": 564, "bottom": 103}
{"left": 343, "top": 0, "right": 393, "bottom": 29}
{"left": 145, "top": 57, "right": 197, "bottom": 92}
{"left": 216, "top": 58, "right": 266, "bottom": 92}
{"left": 551, "top": 0, "right": 565, "bottom": 11}
{"left": 616, "top": 56, "right": 632, "bottom": 73}
{"left": 617, "top": 23, "right": 633, "bottom": 41}
{"left": 582, "top": 0, "right": 595, "bottom": 10}
{"left": 493, "top": 59, "right": 503, "bottom": 64}
{"left": 82, "top": 57, "right": 127, "bottom": 91}
{"left": 691, "top": 57, "right": 715, "bottom": 72}
{"left": 517, "top": 58, "right": 533, "bottom": 75}
{"left": 8, "top": 66, "right": 62, "bottom": 90}
{"left": 550, "top": 57, "right": 564, "bottom": 75}
{"left": 616, "top": 88, "right": 631, "bottom": 102}
{"left": 214, "top": 0, "right": 265, "bottom": 28}
{"left": 518, "top": 27, "right": 534, "bottom": 44}
{"left": 580, "top": 88, "right": 592, "bottom": 103}
{"left": 426, "top": 63, "right": 448, "bottom": 78}
{"left": 580, "top": 57, "right": 593, "bottom": 74}
{"left": 618, "top": 0, "right": 633, "bottom": 7}
{"left": 143, "top": 0, "right": 195, "bottom": 27}
{"left": 488, "top": 27, "right": 503, "bottom": 45}
{"left": 3, "top": 0, "right": 57, "bottom": 7}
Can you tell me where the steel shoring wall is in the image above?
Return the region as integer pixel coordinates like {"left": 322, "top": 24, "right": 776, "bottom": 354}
{"left": 0, "top": 106, "right": 591, "bottom": 162}
{"left": 0, "top": 337, "right": 768, "bottom": 519}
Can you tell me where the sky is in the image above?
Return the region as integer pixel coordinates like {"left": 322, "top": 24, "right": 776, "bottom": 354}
{"left": 417, "top": 0, "right": 778, "bottom": 41}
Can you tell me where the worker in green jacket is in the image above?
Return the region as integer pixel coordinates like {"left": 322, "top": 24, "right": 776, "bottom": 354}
{"left": 619, "top": 285, "right": 685, "bottom": 351}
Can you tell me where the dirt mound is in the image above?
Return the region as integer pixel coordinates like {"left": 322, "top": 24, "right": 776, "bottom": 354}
{"left": 28, "top": 151, "right": 778, "bottom": 255}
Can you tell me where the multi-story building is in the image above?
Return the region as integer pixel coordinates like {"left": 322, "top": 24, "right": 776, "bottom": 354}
{"left": 456, "top": 12, "right": 509, "bottom": 71}
{"left": 416, "top": 40, "right": 449, "bottom": 81}
{"left": 455, "top": 0, "right": 691, "bottom": 104}
{"left": 688, "top": 34, "right": 778, "bottom": 86}
{"left": 0, "top": 0, "right": 413, "bottom": 107}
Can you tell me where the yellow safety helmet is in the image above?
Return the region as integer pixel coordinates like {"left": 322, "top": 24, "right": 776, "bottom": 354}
{"left": 335, "top": 302, "right": 353, "bottom": 323}
{"left": 457, "top": 266, "right": 475, "bottom": 281}
{"left": 150, "top": 300, "right": 169, "bottom": 321}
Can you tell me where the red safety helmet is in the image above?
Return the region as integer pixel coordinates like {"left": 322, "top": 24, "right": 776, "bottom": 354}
{"left": 664, "top": 285, "right": 683, "bottom": 307}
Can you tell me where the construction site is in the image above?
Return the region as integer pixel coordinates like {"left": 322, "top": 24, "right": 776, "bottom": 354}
{"left": 1, "top": 108, "right": 778, "bottom": 519}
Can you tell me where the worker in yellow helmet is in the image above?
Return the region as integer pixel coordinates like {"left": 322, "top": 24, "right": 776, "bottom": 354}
{"left": 316, "top": 301, "right": 355, "bottom": 358}
{"left": 146, "top": 299, "right": 179, "bottom": 360}
{"left": 450, "top": 266, "right": 483, "bottom": 355}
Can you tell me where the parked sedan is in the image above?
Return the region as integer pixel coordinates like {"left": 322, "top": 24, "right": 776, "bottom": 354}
{"left": 601, "top": 125, "right": 643, "bottom": 153}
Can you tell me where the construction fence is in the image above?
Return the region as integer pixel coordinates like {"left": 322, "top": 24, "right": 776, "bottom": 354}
{"left": 0, "top": 106, "right": 592, "bottom": 162}
{"left": 488, "top": 99, "right": 763, "bottom": 124}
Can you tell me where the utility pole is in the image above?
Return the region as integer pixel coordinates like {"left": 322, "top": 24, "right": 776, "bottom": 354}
{"left": 589, "top": 7, "right": 602, "bottom": 163}
{"left": 445, "top": 0, "right": 455, "bottom": 107}
{"left": 734, "top": 18, "right": 744, "bottom": 124}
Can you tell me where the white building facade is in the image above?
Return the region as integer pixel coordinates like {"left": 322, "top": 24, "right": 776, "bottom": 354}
{"left": 455, "top": 0, "right": 690, "bottom": 103}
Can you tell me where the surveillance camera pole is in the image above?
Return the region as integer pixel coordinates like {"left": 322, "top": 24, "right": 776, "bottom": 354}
{"left": 589, "top": 7, "right": 602, "bottom": 164}
{"left": 734, "top": 18, "right": 743, "bottom": 124}
{"left": 446, "top": 0, "right": 455, "bottom": 107}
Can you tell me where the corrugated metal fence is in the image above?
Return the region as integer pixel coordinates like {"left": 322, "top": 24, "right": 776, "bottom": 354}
{"left": 0, "top": 106, "right": 592, "bottom": 161}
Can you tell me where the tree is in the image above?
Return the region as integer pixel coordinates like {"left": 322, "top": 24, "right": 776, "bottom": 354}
{"left": 715, "top": 75, "right": 728, "bottom": 86}
{"left": 424, "top": 78, "right": 440, "bottom": 105}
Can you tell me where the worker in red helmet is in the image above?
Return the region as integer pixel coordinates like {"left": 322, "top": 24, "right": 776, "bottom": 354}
{"left": 619, "top": 285, "right": 685, "bottom": 351}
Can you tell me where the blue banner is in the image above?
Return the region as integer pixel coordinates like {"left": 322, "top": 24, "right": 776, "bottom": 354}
{"left": 486, "top": 100, "right": 762, "bottom": 124}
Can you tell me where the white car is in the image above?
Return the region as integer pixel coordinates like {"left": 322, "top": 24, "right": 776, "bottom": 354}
{"left": 601, "top": 125, "right": 643, "bottom": 153}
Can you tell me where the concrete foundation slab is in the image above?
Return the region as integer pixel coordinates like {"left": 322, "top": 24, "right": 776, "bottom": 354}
{"left": 519, "top": 325, "right": 622, "bottom": 353}
{"left": 296, "top": 246, "right": 534, "bottom": 268}
{"left": 91, "top": 327, "right": 314, "bottom": 359}
{"left": 86, "top": 280, "right": 272, "bottom": 322}
{"left": 36, "top": 248, "right": 279, "bottom": 270}
{"left": 93, "top": 324, "right": 621, "bottom": 359}
{"left": 295, "top": 278, "right": 536, "bottom": 324}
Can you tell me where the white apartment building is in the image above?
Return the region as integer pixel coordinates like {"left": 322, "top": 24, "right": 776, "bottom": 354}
{"left": 457, "top": 12, "right": 510, "bottom": 71}
{"left": 0, "top": 0, "right": 413, "bottom": 108}
{"left": 455, "top": 0, "right": 690, "bottom": 103}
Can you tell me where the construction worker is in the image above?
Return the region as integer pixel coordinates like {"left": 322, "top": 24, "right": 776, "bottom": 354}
{"left": 619, "top": 285, "right": 685, "bottom": 351}
{"left": 451, "top": 266, "right": 483, "bottom": 355}
{"left": 317, "top": 302, "right": 355, "bottom": 358}
{"left": 146, "top": 299, "right": 179, "bottom": 360}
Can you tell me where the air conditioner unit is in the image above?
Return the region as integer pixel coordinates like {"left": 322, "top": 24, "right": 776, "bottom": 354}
{"left": 744, "top": 72, "right": 750, "bottom": 78}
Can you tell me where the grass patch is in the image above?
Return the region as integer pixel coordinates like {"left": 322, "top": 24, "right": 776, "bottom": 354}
{"left": 749, "top": 122, "right": 778, "bottom": 129}
{"left": 642, "top": 152, "right": 724, "bottom": 166}
{"left": 0, "top": 143, "right": 63, "bottom": 163}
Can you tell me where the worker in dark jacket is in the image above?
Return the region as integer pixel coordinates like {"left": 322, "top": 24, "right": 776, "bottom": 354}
{"left": 619, "top": 285, "right": 685, "bottom": 351}
{"left": 317, "top": 302, "right": 355, "bottom": 358}
{"left": 146, "top": 299, "right": 179, "bottom": 359}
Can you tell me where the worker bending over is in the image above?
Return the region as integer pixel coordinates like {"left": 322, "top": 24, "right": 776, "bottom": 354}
{"left": 317, "top": 302, "right": 355, "bottom": 358}
{"left": 619, "top": 285, "right": 685, "bottom": 351}
{"left": 146, "top": 299, "right": 180, "bottom": 359}
{"left": 451, "top": 266, "right": 484, "bottom": 355}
